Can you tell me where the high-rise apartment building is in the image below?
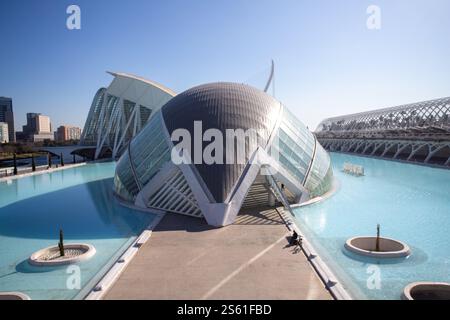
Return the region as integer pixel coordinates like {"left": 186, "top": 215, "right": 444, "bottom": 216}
{"left": 0, "top": 97, "right": 15, "bottom": 142}
{"left": 22, "top": 113, "right": 54, "bottom": 142}
{"left": 0, "top": 122, "right": 9, "bottom": 143}
{"left": 56, "top": 125, "right": 82, "bottom": 142}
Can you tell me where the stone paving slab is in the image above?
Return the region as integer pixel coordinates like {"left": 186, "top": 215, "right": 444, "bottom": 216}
{"left": 104, "top": 208, "right": 332, "bottom": 300}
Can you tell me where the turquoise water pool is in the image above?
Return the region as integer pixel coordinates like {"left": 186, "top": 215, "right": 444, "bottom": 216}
{"left": 0, "top": 162, "right": 155, "bottom": 300}
{"left": 293, "top": 153, "right": 450, "bottom": 300}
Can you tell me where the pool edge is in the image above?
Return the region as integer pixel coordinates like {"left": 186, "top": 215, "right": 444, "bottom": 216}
{"left": 84, "top": 211, "right": 166, "bottom": 300}
{"left": 0, "top": 163, "right": 88, "bottom": 183}
{"left": 291, "top": 218, "right": 353, "bottom": 300}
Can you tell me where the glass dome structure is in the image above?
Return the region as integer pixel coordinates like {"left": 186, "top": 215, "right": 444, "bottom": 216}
{"left": 114, "top": 82, "right": 333, "bottom": 227}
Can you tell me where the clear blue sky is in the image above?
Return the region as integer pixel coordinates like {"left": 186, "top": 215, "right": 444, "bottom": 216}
{"left": 1, "top": 0, "right": 449, "bottom": 131}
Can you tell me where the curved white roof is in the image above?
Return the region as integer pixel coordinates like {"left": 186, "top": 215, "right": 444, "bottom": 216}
{"left": 80, "top": 72, "right": 176, "bottom": 159}
{"left": 106, "top": 71, "right": 176, "bottom": 97}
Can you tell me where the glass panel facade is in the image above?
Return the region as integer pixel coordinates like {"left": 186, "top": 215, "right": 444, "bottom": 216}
{"left": 99, "top": 95, "right": 120, "bottom": 145}
{"left": 80, "top": 88, "right": 106, "bottom": 145}
{"left": 122, "top": 99, "right": 136, "bottom": 142}
{"left": 113, "top": 110, "right": 171, "bottom": 200}
{"left": 304, "top": 144, "right": 333, "bottom": 197}
{"left": 114, "top": 150, "right": 139, "bottom": 201}
{"left": 269, "top": 105, "right": 333, "bottom": 197}
{"left": 131, "top": 111, "right": 171, "bottom": 187}
{"left": 80, "top": 73, "right": 176, "bottom": 160}
{"left": 139, "top": 105, "right": 152, "bottom": 128}
{"left": 270, "top": 106, "right": 315, "bottom": 184}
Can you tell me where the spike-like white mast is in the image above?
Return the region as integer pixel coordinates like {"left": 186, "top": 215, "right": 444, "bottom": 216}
{"left": 263, "top": 59, "right": 275, "bottom": 94}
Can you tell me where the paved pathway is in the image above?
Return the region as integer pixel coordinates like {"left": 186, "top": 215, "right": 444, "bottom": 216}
{"left": 105, "top": 207, "right": 332, "bottom": 300}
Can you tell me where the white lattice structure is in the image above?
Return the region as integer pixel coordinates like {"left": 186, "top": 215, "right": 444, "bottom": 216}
{"left": 320, "top": 139, "right": 450, "bottom": 166}
{"left": 136, "top": 164, "right": 203, "bottom": 218}
{"left": 317, "top": 97, "right": 450, "bottom": 133}
{"left": 316, "top": 97, "right": 450, "bottom": 167}
{"left": 80, "top": 72, "right": 176, "bottom": 159}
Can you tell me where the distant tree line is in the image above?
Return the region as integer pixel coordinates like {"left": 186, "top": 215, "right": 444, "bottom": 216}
{"left": 0, "top": 140, "right": 80, "bottom": 154}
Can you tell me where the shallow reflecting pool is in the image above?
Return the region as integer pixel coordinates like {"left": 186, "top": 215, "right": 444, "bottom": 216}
{"left": 293, "top": 153, "right": 450, "bottom": 300}
{"left": 0, "top": 162, "right": 155, "bottom": 299}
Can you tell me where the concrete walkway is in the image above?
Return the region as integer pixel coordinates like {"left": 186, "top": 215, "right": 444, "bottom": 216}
{"left": 104, "top": 207, "right": 331, "bottom": 300}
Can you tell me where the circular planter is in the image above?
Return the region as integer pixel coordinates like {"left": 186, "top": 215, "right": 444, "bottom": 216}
{"left": 0, "top": 292, "right": 31, "bottom": 300}
{"left": 403, "top": 282, "right": 450, "bottom": 300}
{"left": 345, "top": 236, "right": 410, "bottom": 258}
{"left": 29, "top": 243, "right": 96, "bottom": 266}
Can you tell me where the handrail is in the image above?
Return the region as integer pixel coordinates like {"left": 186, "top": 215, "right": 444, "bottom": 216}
{"left": 265, "top": 173, "right": 297, "bottom": 231}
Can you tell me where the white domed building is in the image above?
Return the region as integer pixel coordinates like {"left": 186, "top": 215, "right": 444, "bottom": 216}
{"left": 113, "top": 82, "right": 333, "bottom": 227}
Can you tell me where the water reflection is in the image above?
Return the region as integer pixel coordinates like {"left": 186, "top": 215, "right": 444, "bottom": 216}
{"left": 0, "top": 178, "right": 152, "bottom": 240}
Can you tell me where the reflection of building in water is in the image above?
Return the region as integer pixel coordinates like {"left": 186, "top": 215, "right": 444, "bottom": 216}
{"left": 86, "top": 177, "right": 149, "bottom": 235}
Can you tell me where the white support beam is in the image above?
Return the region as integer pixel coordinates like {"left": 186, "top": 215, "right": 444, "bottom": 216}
{"left": 362, "top": 142, "right": 373, "bottom": 154}
{"left": 445, "top": 155, "right": 450, "bottom": 166}
{"left": 112, "top": 106, "right": 139, "bottom": 159}
{"left": 95, "top": 97, "right": 122, "bottom": 159}
{"left": 370, "top": 143, "right": 383, "bottom": 156}
{"left": 424, "top": 145, "right": 446, "bottom": 163}
{"left": 381, "top": 142, "right": 396, "bottom": 157}
{"left": 394, "top": 143, "right": 410, "bottom": 159}
{"left": 407, "top": 144, "right": 426, "bottom": 161}
{"left": 94, "top": 95, "right": 109, "bottom": 158}
{"left": 112, "top": 102, "right": 124, "bottom": 158}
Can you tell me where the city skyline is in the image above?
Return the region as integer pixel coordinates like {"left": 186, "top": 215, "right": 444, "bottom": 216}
{"left": 1, "top": 0, "right": 449, "bottom": 131}
{"left": 0, "top": 97, "right": 82, "bottom": 138}
{"left": 0, "top": 104, "right": 82, "bottom": 143}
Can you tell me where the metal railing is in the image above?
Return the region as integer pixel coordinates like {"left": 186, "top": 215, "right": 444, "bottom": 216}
{"left": 0, "top": 168, "right": 13, "bottom": 178}
{"left": 265, "top": 174, "right": 297, "bottom": 230}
